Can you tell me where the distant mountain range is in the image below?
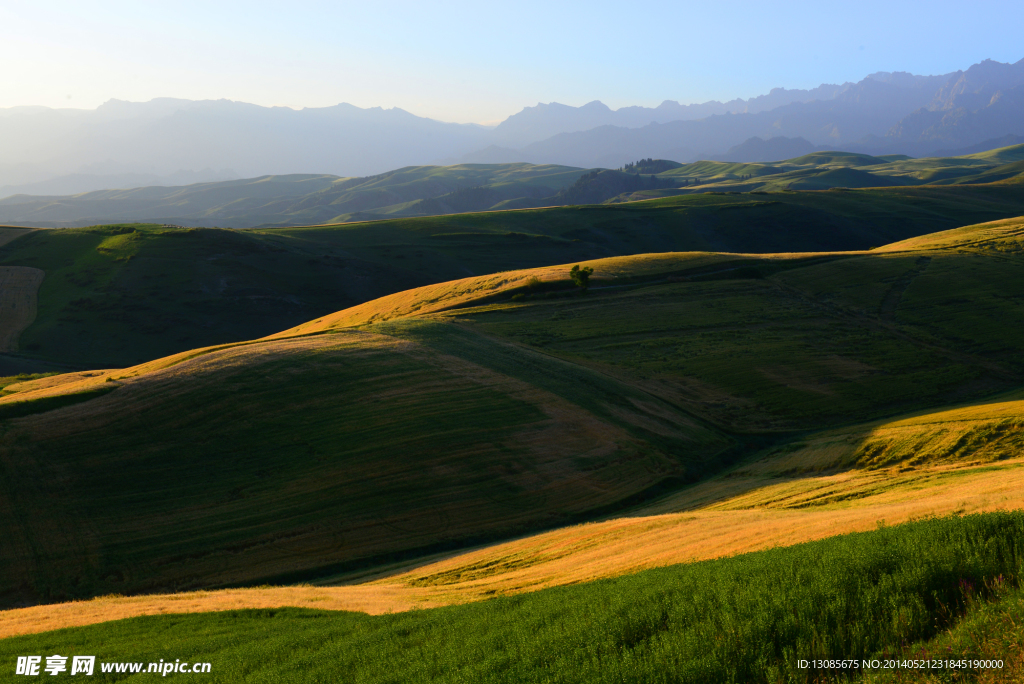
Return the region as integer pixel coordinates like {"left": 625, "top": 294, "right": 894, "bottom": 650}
{"left": 1, "top": 57, "right": 1021, "bottom": 195}
{"left": 484, "top": 83, "right": 851, "bottom": 148}
{"left": 0, "top": 100, "right": 490, "bottom": 189}
{"left": 498, "top": 63, "right": 1024, "bottom": 167}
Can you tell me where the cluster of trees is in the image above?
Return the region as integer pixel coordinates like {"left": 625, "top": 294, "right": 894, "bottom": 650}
{"left": 619, "top": 158, "right": 679, "bottom": 174}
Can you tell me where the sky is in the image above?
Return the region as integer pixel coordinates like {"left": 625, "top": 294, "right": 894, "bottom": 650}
{"left": 2, "top": 0, "right": 1022, "bottom": 125}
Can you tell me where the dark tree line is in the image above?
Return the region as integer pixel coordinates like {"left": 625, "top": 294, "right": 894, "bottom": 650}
{"left": 619, "top": 158, "right": 679, "bottom": 174}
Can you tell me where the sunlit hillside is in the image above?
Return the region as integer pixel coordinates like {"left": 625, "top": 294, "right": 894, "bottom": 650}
{"left": 0, "top": 216, "right": 1022, "bottom": 614}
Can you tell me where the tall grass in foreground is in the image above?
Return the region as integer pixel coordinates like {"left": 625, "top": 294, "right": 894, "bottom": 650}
{"left": 3, "top": 513, "right": 1023, "bottom": 683}
{"left": 862, "top": 584, "right": 1024, "bottom": 683}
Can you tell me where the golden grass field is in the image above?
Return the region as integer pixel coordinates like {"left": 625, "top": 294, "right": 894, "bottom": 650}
{"left": 265, "top": 252, "right": 737, "bottom": 334}
{"left": 875, "top": 216, "right": 1024, "bottom": 253}
{"left": 4, "top": 388, "right": 1022, "bottom": 639}
{"left": 266, "top": 250, "right": 859, "bottom": 336}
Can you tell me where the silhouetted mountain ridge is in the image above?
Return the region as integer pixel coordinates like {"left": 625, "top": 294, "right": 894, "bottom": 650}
{"left": 489, "top": 83, "right": 851, "bottom": 146}
{"left": 2, "top": 56, "right": 1022, "bottom": 188}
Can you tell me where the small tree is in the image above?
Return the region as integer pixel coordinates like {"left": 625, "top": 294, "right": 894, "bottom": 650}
{"left": 569, "top": 264, "right": 594, "bottom": 289}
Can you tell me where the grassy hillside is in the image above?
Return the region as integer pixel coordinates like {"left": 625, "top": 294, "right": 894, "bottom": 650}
{"left": 941, "top": 159, "right": 1024, "bottom": 185}
{"left": 0, "top": 224, "right": 433, "bottom": 368}
{"left": 1, "top": 216, "right": 1023, "bottom": 611}
{"left": 4, "top": 183, "right": 1024, "bottom": 369}
{"left": 355, "top": 379, "right": 1024, "bottom": 599}
{"left": 2, "top": 513, "right": 1022, "bottom": 683}
{"left": 0, "top": 164, "right": 588, "bottom": 228}
{"left": 397, "top": 217, "right": 1024, "bottom": 433}
{"left": 784, "top": 151, "right": 893, "bottom": 167}
{"left": 875, "top": 215, "right": 1024, "bottom": 251}
{"left": 0, "top": 174, "right": 341, "bottom": 228}
{"left": 963, "top": 144, "right": 1024, "bottom": 164}
{"left": 752, "top": 385, "right": 1024, "bottom": 476}
{"left": 547, "top": 168, "right": 678, "bottom": 205}
{"left": 611, "top": 143, "right": 1024, "bottom": 199}
{"left": 657, "top": 160, "right": 784, "bottom": 180}
{"left": 0, "top": 322, "right": 731, "bottom": 607}
{"left": 285, "top": 163, "right": 588, "bottom": 224}
{"left": 4, "top": 146, "right": 1024, "bottom": 230}
{"left": 865, "top": 584, "right": 1024, "bottom": 683}
{"left": 5, "top": 381, "right": 1024, "bottom": 637}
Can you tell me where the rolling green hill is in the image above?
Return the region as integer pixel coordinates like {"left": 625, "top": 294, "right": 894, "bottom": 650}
{"left": 613, "top": 143, "right": 1024, "bottom": 199}
{"left": 0, "top": 174, "right": 342, "bottom": 228}
{"left": 656, "top": 160, "right": 783, "bottom": 181}
{"left": 3, "top": 184, "right": 1024, "bottom": 370}
{"left": 0, "top": 164, "right": 589, "bottom": 229}
{"left": 288, "top": 163, "right": 588, "bottom": 223}
{"left": 4, "top": 145, "right": 1024, "bottom": 230}
{"left": 940, "top": 159, "right": 1024, "bottom": 185}
{"left": 783, "top": 150, "right": 892, "bottom": 167}
{"left": 2, "top": 216, "right": 1023, "bottom": 609}
{"left": 784, "top": 166, "right": 907, "bottom": 190}
{"left": 962, "top": 144, "right": 1024, "bottom": 164}
{"left": 0, "top": 312, "right": 732, "bottom": 607}
{"left": 387, "top": 217, "right": 1024, "bottom": 433}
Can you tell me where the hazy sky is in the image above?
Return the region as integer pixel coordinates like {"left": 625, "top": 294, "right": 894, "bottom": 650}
{"left": 2, "top": 0, "right": 1022, "bottom": 124}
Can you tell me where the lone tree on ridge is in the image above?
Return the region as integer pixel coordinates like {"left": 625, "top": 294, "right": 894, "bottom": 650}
{"left": 570, "top": 264, "right": 594, "bottom": 289}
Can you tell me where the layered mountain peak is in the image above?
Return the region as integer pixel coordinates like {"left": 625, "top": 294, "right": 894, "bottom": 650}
{"left": 930, "top": 58, "right": 1024, "bottom": 110}
{"left": 883, "top": 57, "right": 1024, "bottom": 147}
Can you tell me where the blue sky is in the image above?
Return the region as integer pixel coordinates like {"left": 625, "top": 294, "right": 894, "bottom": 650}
{"left": 2, "top": 0, "right": 1021, "bottom": 124}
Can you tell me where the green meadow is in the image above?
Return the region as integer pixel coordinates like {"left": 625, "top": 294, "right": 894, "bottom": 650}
{"left": 1, "top": 513, "right": 1022, "bottom": 683}
{"left": 3, "top": 180, "right": 1024, "bottom": 368}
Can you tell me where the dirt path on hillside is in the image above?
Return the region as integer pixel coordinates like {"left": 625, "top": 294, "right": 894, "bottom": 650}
{"left": 0, "top": 267, "right": 45, "bottom": 352}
